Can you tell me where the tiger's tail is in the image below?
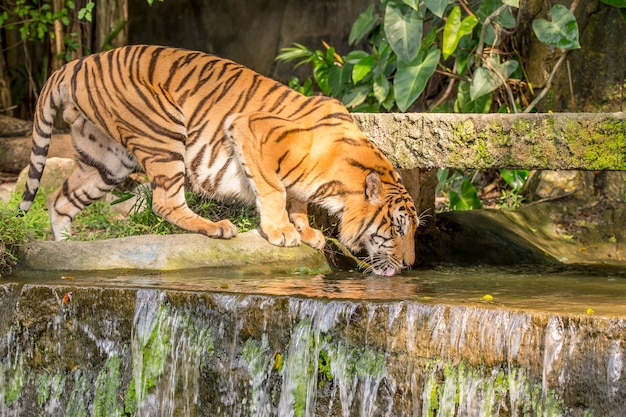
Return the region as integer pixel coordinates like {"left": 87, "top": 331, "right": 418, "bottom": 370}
{"left": 18, "top": 70, "right": 64, "bottom": 213}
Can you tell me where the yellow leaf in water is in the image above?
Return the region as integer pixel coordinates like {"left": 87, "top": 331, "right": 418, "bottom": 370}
{"left": 273, "top": 353, "right": 283, "bottom": 371}
{"left": 578, "top": 246, "right": 588, "bottom": 252}
{"left": 481, "top": 294, "right": 494, "bottom": 302}
{"left": 586, "top": 308, "right": 595, "bottom": 315}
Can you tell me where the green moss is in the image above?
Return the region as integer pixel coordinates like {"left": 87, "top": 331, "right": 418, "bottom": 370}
{"left": 317, "top": 349, "right": 333, "bottom": 383}
{"left": 124, "top": 379, "right": 138, "bottom": 415}
{"left": 422, "top": 359, "right": 596, "bottom": 417}
{"left": 36, "top": 373, "right": 51, "bottom": 406}
{"left": 289, "top": 319, "right": 315, "bottom": 417}
{"left": 0, "top": 361, "right": 25, "bottom": 406}
{"left": 35, "top": 373, "right": 64, "bottom": 408}
{"left": 242, "top": 338, "right": 270, "bottom": 377}
{"left": 65, "top": 372, "right": 89, "bottom": 417}
{"left": 353, "top": 348, "right": 385, "bottom": 379}
{"left": 127, "top": 303, "right": 172, "bottom": 410}
{"left": 94, "top": 355, "right": 123, "bottom": 417}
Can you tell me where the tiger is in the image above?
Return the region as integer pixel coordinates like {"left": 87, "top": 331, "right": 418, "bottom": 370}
{"left": 19, "top": 45, "right": 419, "bottom": 276}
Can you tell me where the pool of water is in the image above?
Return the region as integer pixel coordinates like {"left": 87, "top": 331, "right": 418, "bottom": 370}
{"left": 6, "top": 263, "right": 626, "bottom": 317}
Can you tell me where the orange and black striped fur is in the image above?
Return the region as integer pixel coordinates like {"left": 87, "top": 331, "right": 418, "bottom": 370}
{"left": 20, "top": 45, "right": 418, "bottom": 275}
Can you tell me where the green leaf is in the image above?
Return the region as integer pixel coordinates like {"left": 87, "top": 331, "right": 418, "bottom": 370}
{"left": 342, "top": 85, "right": 371, "bottom": 109}
{"left": 373, "top": 73, "right": 391, "bottom": 104}
{"left": 275, "top": 44, "right": 315, "bottom": 64}
{"left": 352, "top": 55, "right": 375, "bottom": 83}
{"left": 393, "top": 46, "right": 440, "bottom": 112}
{"left": 502, "top": 0, "right": 519, "bottom": 7}
{"left": 449, "top": 180, "right": 482, "bottom": 210}
{"left": 421, "top": 26, "right": 438, "bottom": 53}
{"left": 402, "top": 0, "right": 420, "bottom": 11}
{"left": 477, "top": 0, "right": 517, "bottom": 28}
{"left": 376, "top": 42, "right": 397, "bottom": 76}
{"left": 532, "top": 5, "right": 580, "bottom": 50}
{"left": 344, "top": 50, "right": 371, "bottom": 64}
{"left": 469, "top": 59, "right": 519, "bottom": 100}
{"left": 499, "top": 169, "right": 529, "bottom": 191}
{"left": 454, "top": 36, "right": 475, "bottom": 75}
{"left": 435, "top": 168, "right": 449, "bottom": 193}
{"left": 455, "top": 81, "right": 492, "bottom": 113}
{"left": 424, "top": 0, "right": 448, "bottom": 18}
{"left": 349, "top": 4, "right": 379, "bottom": 45}
{"left": 442, "top": 7, "right": 479, "bottom": 60}
{"left": 328, "top": 65, "right": 351, "bottom": 97}
{"left": 384, "top": 1, "right": 423, "bottom": 62}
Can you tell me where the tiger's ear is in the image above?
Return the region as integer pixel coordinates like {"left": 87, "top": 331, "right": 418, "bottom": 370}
{"left": 365, "top": 171, "right": 382, "bottom": 205}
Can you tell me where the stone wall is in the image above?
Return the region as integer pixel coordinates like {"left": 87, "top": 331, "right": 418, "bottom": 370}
{"left": 127, "top": 0, "right": 372, "bottom": 82}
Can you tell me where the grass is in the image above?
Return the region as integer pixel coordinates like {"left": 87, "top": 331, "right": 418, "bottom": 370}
{"left": 0, "top": 182, "right": 261, "bottom": 275}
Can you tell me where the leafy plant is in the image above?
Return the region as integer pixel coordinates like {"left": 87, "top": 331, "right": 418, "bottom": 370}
{"left": 277, "top": 0, "right": 581, "bottom": 113}
{"left": 277, "top": 0, "right": 582, "bottom": 210}
{"left": 0, "top": 1, "right": 95, "bottom": 46}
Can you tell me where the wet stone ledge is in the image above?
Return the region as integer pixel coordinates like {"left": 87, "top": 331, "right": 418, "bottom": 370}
{"left": 1, "top": 282, "right": 625, "bottom": 416}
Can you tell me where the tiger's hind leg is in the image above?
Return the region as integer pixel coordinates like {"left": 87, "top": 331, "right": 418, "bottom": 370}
{"left": 288, "top": 199, "right": 325, "bottom": 249}
{"left": 48, "top": 115, "right": 137, "bottom": 240}
{"left": 127, "top": 139, "right": 237, "bottom": 239}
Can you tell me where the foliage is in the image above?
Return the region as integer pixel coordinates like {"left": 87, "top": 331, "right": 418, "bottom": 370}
{"left": 277, "top": 0, "right": 580, "bottom": 114}
{"left": 277, "top": 0, "right": 581, "bottom": 210}
{"left": 0, "top": 0, "right": 158, "bottom": 116}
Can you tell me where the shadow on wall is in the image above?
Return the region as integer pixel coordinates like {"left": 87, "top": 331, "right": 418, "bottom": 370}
{"left": 128, "top": 0, "right": 372, "bottom": 82}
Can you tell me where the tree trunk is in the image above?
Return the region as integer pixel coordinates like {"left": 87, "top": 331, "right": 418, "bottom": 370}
{"left": 96, "top": 0, "right": 129, "bottom": 50}
{"left": 0, "top": 37, "right": 13, "bottom": 115}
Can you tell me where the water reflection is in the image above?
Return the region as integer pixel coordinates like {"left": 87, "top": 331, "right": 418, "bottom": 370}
{"left": 6, "top": 263, "right": 626, "bottom": 316}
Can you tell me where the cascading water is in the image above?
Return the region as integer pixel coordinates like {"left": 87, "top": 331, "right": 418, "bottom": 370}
{"left": 1, "top": 266, "right": 626, "bottom": 416}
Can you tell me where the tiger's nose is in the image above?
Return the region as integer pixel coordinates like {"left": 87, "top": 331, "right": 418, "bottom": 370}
{"left": 403, "top": 252, "right": 415, "bottom": 268}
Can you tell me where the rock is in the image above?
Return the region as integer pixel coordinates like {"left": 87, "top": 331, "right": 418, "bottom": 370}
{"left": 18, "top": 230, "right": 331, "bottom": 273}
{"left": 531, "top": 170, "right": 596, "bottom": 201}
{"left": 417, "top": 200, "right": 626, "bottom": 266}
{"left": 0, "top": 114, "right": 32, "bottom": 137}
{"left": 1, "top": 133, "right": 73, "bottom": 174}
{"left": 0, "top": 182, "right": 15, "bottom": 203}
{"left": 16, "top": 157, "right": 76, "bottom": 193}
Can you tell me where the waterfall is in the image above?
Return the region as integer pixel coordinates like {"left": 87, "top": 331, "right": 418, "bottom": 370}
{"left": 1, "top": 282, "right": 625, "bottom": 416}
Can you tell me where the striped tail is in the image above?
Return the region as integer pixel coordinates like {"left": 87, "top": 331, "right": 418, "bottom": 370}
{"left": 18, "top": 72, "right": 61, "bottom": 212}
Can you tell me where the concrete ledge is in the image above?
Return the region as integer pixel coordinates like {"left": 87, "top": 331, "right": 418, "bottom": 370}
{"left": 352, "top": 112, "right": 626, "bottom": 170}
{"left": 17, "top": 230, "right": 331, "bottom": 273}
{"left": 4, "top": 114, "right": 625, "bottom": 175}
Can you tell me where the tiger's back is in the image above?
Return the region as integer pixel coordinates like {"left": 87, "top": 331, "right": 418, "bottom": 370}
{"left": 20, "top": 45, "right": 419, "bottom": 276}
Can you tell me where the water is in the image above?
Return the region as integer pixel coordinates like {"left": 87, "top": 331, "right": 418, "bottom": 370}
{"left": 1, "top": 264, "right": 626, "bottom": 416}
{"left": 8, "top": 263, "right": 626, "bottom": 316}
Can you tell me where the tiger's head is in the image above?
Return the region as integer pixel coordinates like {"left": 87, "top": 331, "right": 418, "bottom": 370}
{"left": 339, "top": 171, "right": 419, "bottom": 276}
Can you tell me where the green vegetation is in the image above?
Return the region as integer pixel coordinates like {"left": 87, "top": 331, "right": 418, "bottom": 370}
{"left": 0, "top": 183, "right": 260, "bottom": 276}
{"left": 276, "top": 0, "right": 582, "bottom": 211}
{"left": 93, "top": 356, "right": 124, "bottom": 417}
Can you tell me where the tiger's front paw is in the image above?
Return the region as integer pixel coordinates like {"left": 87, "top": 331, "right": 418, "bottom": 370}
{"left": 202, "top": 219, "right": 238, "bottom": 239}
{"left": 262, "top": 223, "right": 301, "bottom": 247}
{"left": 299, "top": 226, "right": 326, "bottom": 250}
